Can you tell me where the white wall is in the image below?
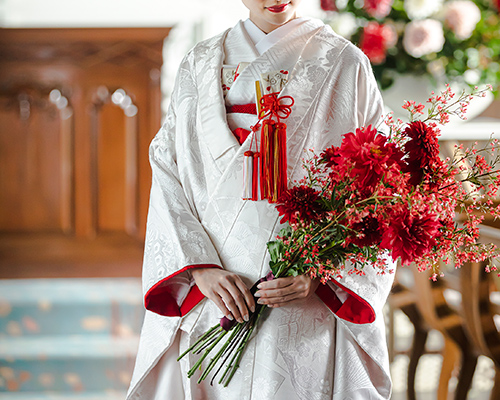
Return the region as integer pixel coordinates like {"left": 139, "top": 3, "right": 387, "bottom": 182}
{"left": 0, "top": 0, "right": 324, "bottom": 113}
{"left": 0, "top": 0, "right": 322, "bottom": 37}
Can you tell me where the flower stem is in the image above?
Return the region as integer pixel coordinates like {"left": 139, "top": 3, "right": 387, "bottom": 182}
{"left": 210, "top": 322, "right": 249, "bottom": 385}
{"left": 223, "top": 325, "right": 256, "bottom": 387}
{"left": 199, "top": 322, "right": 245, "bottom": 383}
{"left": 193, "top": 326, "right": 226, "bottom": 355}
{"left": 177, "top": 324, "right": 220, "bottom": 361}
{"left": 187, "top": 329, "right": 227, "bottom": 378}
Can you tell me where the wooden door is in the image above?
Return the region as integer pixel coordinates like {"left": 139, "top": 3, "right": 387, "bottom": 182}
{"left": 0, "top": 27, "right": 170, "bottom": 278}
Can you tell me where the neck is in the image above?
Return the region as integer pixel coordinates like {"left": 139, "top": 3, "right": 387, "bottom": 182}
{"left": 249, "top": 14, "right": 297, "bottom": 34}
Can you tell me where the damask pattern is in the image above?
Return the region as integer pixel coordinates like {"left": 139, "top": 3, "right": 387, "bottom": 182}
{"left": 128, "top": 18, "right": 394, "bottom": 400}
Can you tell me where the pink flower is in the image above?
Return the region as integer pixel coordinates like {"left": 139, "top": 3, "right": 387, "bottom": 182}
{"left": 403, "top": 19, "right": 445, "bottom": 58}
{"left": 364, "top": 0, "right": 394, "bottom": 19}
{"left": 444, "top": 1, "right": 481, "bottom": 40}
{"left": 360, "top": 22, "right": 397, "bottom": 64}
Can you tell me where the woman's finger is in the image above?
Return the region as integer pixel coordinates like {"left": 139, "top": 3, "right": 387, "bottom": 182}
{"left": 257, "top": 276, "right": 294, "bottom": 290}
{"left": 207, "top": 290, "right": 234, "bottom": 321}
{"left": 235, "top": 279, "right": 256, "bottom": 313}
{"left": 223, "top": 283, "right": 250, "bottom": 322}
{"left": 255, "top": 275, "right": 320, "bottom": 307}
{"left": 257, "top": 291, "right": 302, "bottom": 306}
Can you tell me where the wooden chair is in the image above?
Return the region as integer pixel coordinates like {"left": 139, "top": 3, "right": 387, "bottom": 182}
{"left": 458, "top": 224, "right": 500, "bottom": 400}
{"left": 391, "top": 266, "right": 478, "bottom": 400}
{"left": 388, "top": 273, "right": 430, "bottom": 400}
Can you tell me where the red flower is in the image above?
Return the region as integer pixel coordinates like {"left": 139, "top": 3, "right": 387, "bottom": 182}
{"left": 320, "top": 0, "right": 337, "bottom": 11}
{"left": 276, "top": 186, "right": 323, "bottom": 224}
{"left": 381, "top": 205, "right": 440, "bottom": 265}
{"left": 349, "top": 215, "right": 382, "bottom": 247}
{"left": 320, "top": 145, "right": 341, "bottom": 168}
{"left": 364, "top": 0, "right": 393, "bottom": 19}
{"left": 339, "top": 125, "right": 404, "bottom": 194}
{"left": 404, "top": 121, "right": 441, "bottom": 185}
{"left": 360, "top": 22, "right": 396, "bottom": 64}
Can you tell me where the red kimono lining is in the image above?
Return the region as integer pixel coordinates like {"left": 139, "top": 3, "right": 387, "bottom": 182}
{"left": 144, "top": 265, "right": 375, "bottom": 324}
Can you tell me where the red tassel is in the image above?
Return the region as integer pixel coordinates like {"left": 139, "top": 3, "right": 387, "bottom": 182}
{"left": 242, "top": 92, "right": 294, "bottom": 202}
{"left": 260, "top": 121, "right": 271, "bottom": 200}
{"left": 277, "top": 122, "right": 288, "bottom": 197}
{"left": 259, "top": 120, "right": 287, "bottom": 203}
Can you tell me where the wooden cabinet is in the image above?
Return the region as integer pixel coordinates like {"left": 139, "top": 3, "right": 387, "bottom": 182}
{"left": 0, "top": 27, "right": 170, "bottom": 278}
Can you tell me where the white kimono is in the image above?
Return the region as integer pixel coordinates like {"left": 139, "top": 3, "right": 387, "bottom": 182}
{"left": 127, "top": 18, "right": 395, "bottom": 400}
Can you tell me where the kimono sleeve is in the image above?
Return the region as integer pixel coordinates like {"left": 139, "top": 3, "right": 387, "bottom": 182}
{"left": 142, "top": 56, "right": 222, "bottom": 318}
{"left": 316, "top": 50, "right": 394, "bottom": 324}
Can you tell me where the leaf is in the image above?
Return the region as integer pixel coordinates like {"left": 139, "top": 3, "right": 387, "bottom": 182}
{"left": 267, "top": 240, "right": 284, "bottom": 263}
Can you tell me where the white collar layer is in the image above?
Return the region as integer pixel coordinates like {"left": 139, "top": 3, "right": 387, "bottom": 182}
{"left": 243, "top": 17, "right": 306, "bottom": 55}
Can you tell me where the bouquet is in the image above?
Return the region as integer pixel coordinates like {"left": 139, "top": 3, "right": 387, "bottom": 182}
{"left": 178, "top": 84, "right": 500, "bottom": 386}
{"left": 322, "top": 0, "right": 500, "bottom": 92}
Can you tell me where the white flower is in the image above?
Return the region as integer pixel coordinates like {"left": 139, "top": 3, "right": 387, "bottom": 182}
{"left": 463, "top": 69, "right": 481, "bottom": 84}
{"left": 444, "top": 1, "right": 481, "bottom": 40}
{"left": 329, "top": 12, "right": 358, "bottom": 39}
{"left": 403, "top": 19, "right": 445, "bottom": 58}
{"left": 404, "top": 0, "right": 443, "bottom": 20}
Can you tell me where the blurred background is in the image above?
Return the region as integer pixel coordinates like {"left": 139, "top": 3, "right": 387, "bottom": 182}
{"left": 0, "top": 0, "right": 499, "bottom": 399}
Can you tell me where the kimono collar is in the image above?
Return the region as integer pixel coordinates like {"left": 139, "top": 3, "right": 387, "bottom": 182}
{"left": 194, "top": 19, "right": 325, "bottom": 171}
{"left": 243, "top": 17, "right": 308, "bottom": 55}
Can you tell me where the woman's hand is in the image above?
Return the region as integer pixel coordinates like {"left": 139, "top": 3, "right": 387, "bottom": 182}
{"left": 254, "top": 275, "right": 320, "bottom": 308}
{"left": 191, "top": 268, "right": 255, "bottom": 323}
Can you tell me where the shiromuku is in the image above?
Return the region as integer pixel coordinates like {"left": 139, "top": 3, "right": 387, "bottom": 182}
{"left": 127, "top": 1, "right": 395, "bottom": 399}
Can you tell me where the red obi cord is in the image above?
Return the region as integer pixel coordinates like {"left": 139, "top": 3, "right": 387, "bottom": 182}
{"left": 226, "top": 104, "right": 257, "bottom": 115}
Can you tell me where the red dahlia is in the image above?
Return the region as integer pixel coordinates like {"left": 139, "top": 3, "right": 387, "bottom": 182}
{"left": 276, "top": 186, "right": 323, "bottom": 224}
{"left": 320, "top": 145, "right": 341, "bottom": 168}
{"left": 339, "top": 125, "right": 404, "bottom": 194}
{"left": 320, "top": 0, "right": 337, "bottom": 11}
{"left": 381, "top": 205, "right": 440, "bottom": 265}
{"left": 404, "top": 121, "right": 441, "bottom": 185}
{"left": 349, "top": 215, "right": 382, "bottom": 247}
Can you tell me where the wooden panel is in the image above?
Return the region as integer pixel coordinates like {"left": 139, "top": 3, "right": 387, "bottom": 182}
{"left": 0, "top": 27, "right": 168, "bottom": 277}
{"left": 0, "top": 94, "right": 73, "bottom": 232}
{"left": 95, "top": 101, "right": 138, "bottom": 234}
{"left": 97, "top": 103, "right": 127, "bottom": 231}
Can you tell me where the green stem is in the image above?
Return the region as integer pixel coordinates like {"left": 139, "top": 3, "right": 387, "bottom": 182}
{"left": 221, "top": 305, "right": 267, "bottom": 386}
{"left": 223, "top": 326, "right": 255, "bottom": 386}
{"left": 177, "top": 324, "right": 219, "bottom": 361}
{"left": 193, "top": 326, "right": 224, "bottom": 354}
{"left": 199, "top": 322, "right": 245, "bottom": 383}
{"left": 187, "top": 329, "right": 227, "bottom": 378}
{"left": 212, "top": 320, "right": 252, "bottom": 385}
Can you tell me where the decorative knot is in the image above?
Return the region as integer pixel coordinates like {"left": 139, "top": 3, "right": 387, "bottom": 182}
{"left": 258, "top": 92, "right": 294, "bottom": 122}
